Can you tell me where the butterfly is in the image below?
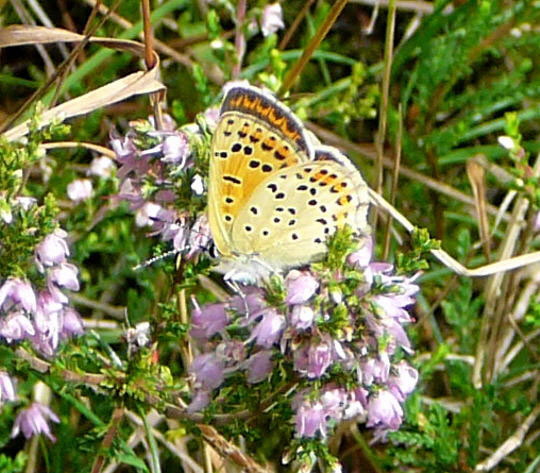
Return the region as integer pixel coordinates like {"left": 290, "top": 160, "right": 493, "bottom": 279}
{"left": 207, "top": 85, "right": 370, "bottom": 282}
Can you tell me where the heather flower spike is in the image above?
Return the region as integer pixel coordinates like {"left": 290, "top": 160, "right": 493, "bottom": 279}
{"left": 189, "top": 228, "right": 418, "bottom": 440}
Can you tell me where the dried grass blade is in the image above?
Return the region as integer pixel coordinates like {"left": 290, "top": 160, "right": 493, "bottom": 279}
{"left": 3, "top": 69, "right": 165, "bottom": 142}
{"left": 368, "top": 188, "right": 540, "bottom": 277}
{"left": 0, "top": 24, "right": 146, "bottom": 57}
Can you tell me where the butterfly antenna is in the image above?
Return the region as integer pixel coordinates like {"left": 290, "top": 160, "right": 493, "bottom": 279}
{"left": 133, "top": 249, "right": 181, "bottom": 271}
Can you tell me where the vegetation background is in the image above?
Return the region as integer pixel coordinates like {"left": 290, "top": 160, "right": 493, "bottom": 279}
{"left": 0, "top": 0, "right": 539, "bottom": 472}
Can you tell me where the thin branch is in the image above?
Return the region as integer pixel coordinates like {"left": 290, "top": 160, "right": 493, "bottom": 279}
{"left": 278, "top": 0, "right": 316, "bottom": 50}
{"left": 474, "top": 404, "right": 540, "bottom": 471}
{"left": 232, "top": 0, "right": 247, "bottom": 79}
{"left": 279, "top": 0, "right": 349, "bottom": 95}
{"left": 382, "top": 103, "right": 402, "bottom": 259}
{"left": 91, "top": 407, "right": 126, "bottom": 473}
{"left": 307, "top": 122, "right": 511, "bottom": 221}
{"left": 373, "top": 0, "right": 396, "bottom": 209}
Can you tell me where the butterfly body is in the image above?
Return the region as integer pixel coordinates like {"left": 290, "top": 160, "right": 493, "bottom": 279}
{"left": 208, "top": 86, "right": 370, "bottom": 281}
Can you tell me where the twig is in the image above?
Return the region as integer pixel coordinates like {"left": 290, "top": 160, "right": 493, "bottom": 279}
{"left": 91, "top": 407, "right": 125, "bottom": 473}
{"left": 373, "top": 0, "right": 396, "bottom": 210}
{"left": 382, "top": 103, "right": 402, "bottom": 259}
{"left": 279, "top": 0, "right": 349, "bottom": 95}
{"left": 307, "top": 122, "right": 510, "bottom": 221}
{"left": 467, "top": 159, "right": 491, "bottom": 262}
{"left": 197, "top": 424, "right": 270, "bottom": 473}
{"left": 41, "top": 141, "right": 117, "bottom": 158}
{"left": 278, "top": 0, "right": 316, "bottom": 50}
{"left": 82, "top": 0, "right": 193, "bottom": 68}
{"left": 69, "top": 292, "right": 126, "bottom": 320}
{"left": 368, "top": 188, "right": 540, "bottom": 277}
{"left": 232, "top": 0, "right": 247, "bottom": 79}
{"left": 350, "top": 0, "right": 453, "bottom": 14}
{"left": 474, "top": 404, "right": 540, "bottom": 471}
{"left": 141, "top": 0, "right": 164, "bottom": 131}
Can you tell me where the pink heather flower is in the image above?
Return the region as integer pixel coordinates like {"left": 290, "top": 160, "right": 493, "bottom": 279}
{"left": 0, "top": 278, "right": 37, "bottom": 314}
{"left": 191, "top": 174, "right": 204, "bottom": 195}
{"left": 135, "top": 202, "right": 162, "bottom": 227}
{"left": 117, "top": 178, "right": 144, "bottom": 207}
{"left": 373, "top": 291, "right": 415, "bottom": 324}
{"left": 0, "top": 312, "right": 35, "bottom": 342}
{"left": 295, "top": 401, "right": 327, "bottom": 438}
{"left": 49, "top": 263, "right": 80, "bottom": 291}
{"left": 361, "top": 354, "right": 391, "bottom": 386}
{"left": 285, "top": 270, "right": 319, "bottom": 305}
{"left": 67, "top": 179, "right": 93, "bottom": 202}
{"left": 46, "top": 282, "right": 69, "bottom": 305}
{"left": 125, "top": 321, "right": 150, "bottom": 352}
{"left": 290, "top": 304, "right": 315, "bottom": 331}
{"left": 228, "top": 288, "right": 266, "bottom": 316}
{"left": 344, "top": 387, "right": 368, "bottom": 419}
{"left": 110, "top": 129, "right": 137, "bottom": 161}
{"left": 260, "top": 3, "right": 285, "bottom": 37}
{"left": 88, "top": 156, "right": 115, "bottom": 178}
{"left": 14, "top": 196, "right": 37, "bottom": 210}
{"left": 347, "top": 237, "right": 373, "bottom": 268}
{"left": 320, "top": 387, "right": 348, "bottom": 420}
{"left": 186, "top": 215, "right": 212, "bottom": 258}
{"left": 245, "top": 350, "right": 273, "bottom": 383}
{"left": 35, "top": 229, "right": 70, "bottom": 270}
{"left": 250, "top": 308, "right": 285, "bottom": 348}
{"left": 0, "top": 371, "right": 16, "bottom": 403}
{"left": 534, "top": 212, "right": 540, "bottom": 232}
{"left": 388, "top": 361, "right": 418, "bottom": 402}
{"left": 216, "top": 339, "right": 246, "bottom": 363}
{"left": 11, "top": 403, "right": 60, "bottom": 442}
{"left": 37, "top": 290, "right": 67, "bottom": 317}
{"left": 203, "top": 106, "right": 220, "bottom": 129}
{"left": 187, "top": 390, "right": 211, "bottom": 413}
{"left": 191, "top": 353, "right": 225, "bottom": 390}
{"left": 29, "top": 332, "right": 58, "bottom": 357}
{"left": 497, "top": 135, "right": 515, "bottom": 150}
{"left": 294, "top": 336, "right": 334, "bottom": 379}
{"left": 33, "top": 301, "right": 62, "bottom": 351}
{"left": 366, "top": 390, "right": 403, "bottom": 430}
{"left": 60, "top": 307, "right": 85, "bottom": 338}
{"left": 190, "top": 302, "right": 228, "bottom": 340}
{"left": 160, "top": 132, "right": 190, "bottom": 165}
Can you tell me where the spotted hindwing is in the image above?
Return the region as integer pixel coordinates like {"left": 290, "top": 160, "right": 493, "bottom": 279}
{"left": 208, "top": 86, "right": 314, "bottom": 257}
{"left": 231, "top": 158, "right": 370, "bottom": 270}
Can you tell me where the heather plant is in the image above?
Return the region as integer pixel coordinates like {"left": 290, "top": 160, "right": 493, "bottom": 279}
{"left": 0, "top": 1, "right": 539, "bottom": 473}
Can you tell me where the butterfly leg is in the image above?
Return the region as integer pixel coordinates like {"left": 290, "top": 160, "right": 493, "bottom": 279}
{"left": 224, "top": 277, "right": 252, "bottom": 316}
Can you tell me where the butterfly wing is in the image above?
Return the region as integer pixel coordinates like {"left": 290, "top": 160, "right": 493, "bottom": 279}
{"left": 231, "top": 155, "right": 370, "bottom": 270}
{"left": 208, "top": 86, "right": 314, "bottom": 257}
